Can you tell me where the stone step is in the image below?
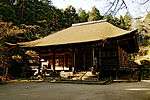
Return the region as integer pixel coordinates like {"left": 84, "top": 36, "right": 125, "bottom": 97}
{"left": 50, "top": 80, "right": 109, "bottom": 85}
{"left": 60, "top": 71, "right": 99, "bottom": 80}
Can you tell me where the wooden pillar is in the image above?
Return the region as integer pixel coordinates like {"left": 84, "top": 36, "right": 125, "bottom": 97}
{"left": 116, "top": 70, "right": 118, "bottom": 80}
{"left": 72, "top": 48, "right": 76, "bottom": 72}
{"left": 52, "top": 48, "right": 55, "bottom": 71}
{"left": 73, "top": 48, "right": 76, "bottom": 67}
{"left": 99, "top": 47, "right": 101, "bottom": 67}
{"left": 35, "top": 50, "right": 41, "bottom": 75}
{"left": 83, "top": 50, "right": 86, "bottom": 70}
{"left": 63, "top": 54, "right": 65, "bottom": 70}
{"left": 116, "top": 40, "right": 120, "bottom": 80}
{"left": 97, "top": 46, "right": 101, "bottom": 80}
{"left": 92, "top": 47, "right": 95, "bottom": 67}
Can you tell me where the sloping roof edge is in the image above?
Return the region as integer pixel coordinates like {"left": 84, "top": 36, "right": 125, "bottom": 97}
{"left": 17, "top": 20, "right": 137, "bottom": 47}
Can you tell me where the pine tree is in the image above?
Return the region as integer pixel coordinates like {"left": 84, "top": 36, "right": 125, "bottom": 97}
{"left": 88, "top": 6, "right": 103, "bottom": 21}
{"left": 78, "top": 8, "right": 89, "bottom": 22}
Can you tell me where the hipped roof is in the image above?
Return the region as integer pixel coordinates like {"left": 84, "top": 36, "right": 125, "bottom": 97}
{"left": 18, "top": 20, "right": 134, "bottom": 47}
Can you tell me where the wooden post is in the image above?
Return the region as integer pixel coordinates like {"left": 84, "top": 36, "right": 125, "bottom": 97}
{"left": 99, "top": 48, "right": 101, "bottom": 67}
{"left": 116, "top": 70, "right": 118, "bottom": 80}
{"left": 72, "top": 48, "right": 76, "bottom": 72}
{"left": 63, "top": 55, "right": 65, "bottom": 70}
{"left": 52, "top": 48, "right": 55, "bottom": 72}
{"left": 73, "top": 49, "right": 76, "bottom": 67}
{"left": 92, "top": 47, "right": 95, "bottom": 67}
{"left": 83, "top": 48, "right": 86, "bottom": 70}
{"left": 116, "top": 40, "right": 120, "bottom": 80}
{"left": 98, "top": 47, "right": 101, "bottom": 80}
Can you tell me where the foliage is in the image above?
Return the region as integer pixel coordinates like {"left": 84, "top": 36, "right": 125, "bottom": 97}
{"left": 0, "top": 0, "right": 64, "bottom": 32}
{"left": 78, "top": 8, "right": 89, "bottom": 22}
{"left": 103, "top": 14, "right": 131, "bottom": 30}
{"left": 141, "top": 60, "right": 150, "bottom": 79}
{"left": 88, "top": 6, "right": 103, "bottom": 21}
{"left": 123, "top": 13, "right": 132, "bottom": 30}
{"left": 62, "top": 5, "right": 79, "bottom": 27}
{"left": 135, "top": 12, "right": 150, "bottom": 46}
{"left": 104, "top": 14, "right": 120, "bottom": 26}
{"left": 141, "top": 60, "right": 150, "bottom": 66}
{"left": 0, "top": 21, "right": 25, "bottom": 40}
{"left": 0, "top": 0, "right": 17, "bottom": 23}
{"left": 142, "top": 35, "right": 150, "bottom": 46}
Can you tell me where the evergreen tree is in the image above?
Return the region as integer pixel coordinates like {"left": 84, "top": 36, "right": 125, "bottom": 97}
{"left": 0, "top": 0, "right": 17, "bottom": 23}
{"left": 15, "top": 0, "right": 52, "bottom": 25}
{"left": 78, "top": 8, "right": 89, "bottom": 22}
{"left": 123, "top": 13, "right": 132, "bottom": 30}
{"left": 88, "top": 6, "right": 103, "bottom": 21}
{"left": 63, "top": 5, "right": 79, "bottom": 27}
{"left": 120, "top": 15, "right": 126, "bottom": 29}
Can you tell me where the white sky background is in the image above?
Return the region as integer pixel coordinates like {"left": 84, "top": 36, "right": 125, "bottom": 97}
{"left": 51, "top": 0, "right": 150, "bottom": 18}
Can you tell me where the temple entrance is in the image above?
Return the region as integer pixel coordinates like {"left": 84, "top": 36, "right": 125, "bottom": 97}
{"left": 75, "top": 47, "right": 93, "bottom": 72}
{"left": 48, "top": 53, "right": 73, "bottom": 71}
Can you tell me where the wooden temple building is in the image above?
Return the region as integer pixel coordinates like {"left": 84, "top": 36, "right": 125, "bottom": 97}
{"left": 18, "top": 20, "right": 139, "bottom": 80}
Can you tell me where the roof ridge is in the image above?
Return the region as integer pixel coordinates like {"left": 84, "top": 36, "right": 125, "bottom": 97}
{"left": 72, "top": 20, "right": 107, "bottom": 27}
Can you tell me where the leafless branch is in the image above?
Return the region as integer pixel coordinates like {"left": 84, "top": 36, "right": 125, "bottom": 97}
{"left": 113, "top": 0, "right": 119, "bottom": 12}
{"left": 104, "top": 0, "right": 130, "bottom": 16}
{"left": 104, "top": 0, "right": 117, "bottom": 15}
{"left": 122, "top": 0, "right": 129, "bottom": 12}
{"left": 139, "top": 0, "right": 149, "bottom": 5}
{"left": 113, "top": 2, "right": 124, "bottom": 16}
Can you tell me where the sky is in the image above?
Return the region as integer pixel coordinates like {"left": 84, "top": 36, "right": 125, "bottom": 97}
{"left": 51, "top": 0, "right": 150, "bottom": 18}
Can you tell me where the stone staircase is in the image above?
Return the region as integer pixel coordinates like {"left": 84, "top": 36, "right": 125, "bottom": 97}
{"left": 81, "top": 72, "right": 98, "bottom": 80}
{"left": 60, "top": 71, "right": 98, "bottom": 80}
{"left": 47, "top": 71, "right": 113, "bottom": 85}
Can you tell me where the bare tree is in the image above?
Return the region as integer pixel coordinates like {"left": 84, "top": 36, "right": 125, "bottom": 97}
{"left": 103, "top": 0, "right": 150, "bottom": 16}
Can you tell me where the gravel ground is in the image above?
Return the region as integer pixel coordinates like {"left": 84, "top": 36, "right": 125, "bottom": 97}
{"left": 0, "top": 81, "right": 150, "bottom": 100}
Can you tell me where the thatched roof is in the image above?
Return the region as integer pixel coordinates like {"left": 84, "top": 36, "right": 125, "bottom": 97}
{"left": 18, "top": 20, "right": 135, "bottom": 47}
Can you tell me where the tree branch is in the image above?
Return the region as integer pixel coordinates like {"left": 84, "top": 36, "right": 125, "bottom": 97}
{"left": 113, "top": 0, "right": 119, "bottom": 13}
{"left": 139, "top": 0, "right": 149, "bottom": 5}
{"left": 104, "top": 0, "right": 130, "bottom": 16}
{"left": 104, "top": 0, "right": 117, "bottom": 15}
{"left": 113, "top": 2, "right": 124, "bottom": 16}
{"left": 122, "top": 0, "right": 129, "bottom": 13}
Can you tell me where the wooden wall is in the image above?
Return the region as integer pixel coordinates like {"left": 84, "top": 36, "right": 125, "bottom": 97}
{"left": 118, "top": 46, "right": 129, "bottom": 68}
{"left": 100, "top": 43, "right": 119, "bottom": 70}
